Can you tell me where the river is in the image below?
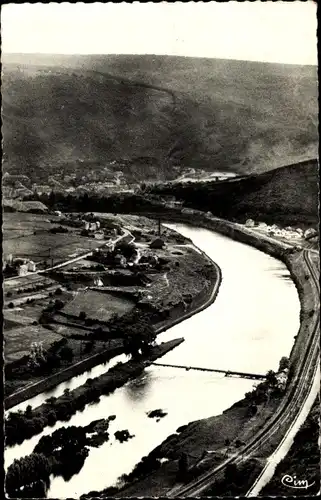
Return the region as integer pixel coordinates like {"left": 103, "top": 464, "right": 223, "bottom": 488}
{"left": 5, "top": 224, "right": 300, "bottom": 498}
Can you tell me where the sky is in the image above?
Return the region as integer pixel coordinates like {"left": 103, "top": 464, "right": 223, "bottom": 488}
{"left": 1, "top": 2, "right": 318, "bottom": 65}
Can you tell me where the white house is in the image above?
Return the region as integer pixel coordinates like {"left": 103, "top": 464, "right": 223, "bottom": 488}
{"left": 245, "top": 218, "right": 255, "bottom": 228}
{"left": 28, "top": 260, "right": 36, "bottom": 272}
{"left": 6, "top": 254, "right": 13, "bottom": 264}
{"left": 94, "top": 277, "right": 104, "bottom": 287}
{"left": 304, "top": 228, "right": 317, "bottom": 240}
{"left": 18, "top": 264, "right": 29, "bottom": 276}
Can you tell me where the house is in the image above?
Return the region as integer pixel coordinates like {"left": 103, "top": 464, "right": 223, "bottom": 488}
{"left": 114, "top": 254, "right": 127, "bottom": 267}
{"left": 304, "top": 228, "right": 317, "bottom": 240}
{"left": 6, "top": 254, "right": 13, "bottom": 265}
{"left": 276, "top": 369, "right": 288, "bottom": 390}
{"left": 54, "top": 210, "right": 62, "bottom": 217}
{"left": 28, "top": 260, "right": 36, "bottom": 272}
{"left": 94, "top": 277, "right": 104, "bottom": 287}
{"left": 245, "top": 219, "right": 255, "bottom": 228}
{"left": 18, "top": 263, "right": 29, "bottom": 276}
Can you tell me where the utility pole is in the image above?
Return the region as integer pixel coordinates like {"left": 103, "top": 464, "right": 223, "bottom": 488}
{"left": 48, "top": 247, "right": 53, "bottom": 268}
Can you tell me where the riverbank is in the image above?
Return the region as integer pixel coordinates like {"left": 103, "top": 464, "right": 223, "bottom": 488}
{"left": 81, "top": 210, "right": 317, "bottom": 498}
{"left": 5, "top": 338, "right": 184, "bottom": 448}
{"left": 5, "top": 217, "right": 220, "bottom": 411}
{"left": 5, "top": 344, "right": 124, "bottom": 410}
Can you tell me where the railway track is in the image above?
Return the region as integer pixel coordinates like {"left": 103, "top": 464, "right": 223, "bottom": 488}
{"left": 167, "top": 249, "right": 319, "bottom": 497}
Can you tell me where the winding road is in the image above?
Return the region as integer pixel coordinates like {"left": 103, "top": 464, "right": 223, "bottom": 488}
{"left": 4, "top": 228, "right": 133, "bottom": 282}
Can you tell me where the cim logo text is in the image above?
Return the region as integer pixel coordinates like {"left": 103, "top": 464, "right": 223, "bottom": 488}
{"left": 281, "top": 474, "right": 315, "bottom": 489}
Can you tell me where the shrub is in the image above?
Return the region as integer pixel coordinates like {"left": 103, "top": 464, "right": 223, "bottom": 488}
{"left": 79, "top": 311, "right": 87, "bottom": 321}
{"left": 54, "top": 299, "right": 64, "bottom": 310}
{"left": 8, "top": 302, "right": 14, "bottom": 309}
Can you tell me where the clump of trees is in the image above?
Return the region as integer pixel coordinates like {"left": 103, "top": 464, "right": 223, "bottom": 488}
{"left": 114, "top": 429, "right": 134, "bottom": 443}
{"left": 6, "top": 420, "right": 113, "bottom": 496}
{"left": 278, "top": 356, "right": 289, "bottom": 372}
{"left": 5, "top": 331, "right": 160, "bottom": 447}
{"left": 120, "top": 312, "right": 156, "bottom": 358}
{"left": 5, "top": 453, "right": 51, "bottom": 498}
{"left": 203, "top": 459, "right": 261, "bottom": 496}
{"left": 244, "top": 369, "right": 281, "bottom": 406}
{"left": 6, "top": 338, "right": 74, "bottom": 383}
{"left": 115, "top": 241, "right": 137, "bottom": 260}
{"left": 49, "top": 226, "right": 69, "bottom": 234}
{"left": 34, "top": 425, "right": 89, "bottom": 481}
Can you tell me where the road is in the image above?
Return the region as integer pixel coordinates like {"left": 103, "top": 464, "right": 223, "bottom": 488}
{"left": 4, "top": 227, "right": 135, "bottom": 408}
{"left": 4, "top": 228, "right": 132, "bottom": 282}
{"left": 166, "top": 249, "right": 320, "bottom": 497}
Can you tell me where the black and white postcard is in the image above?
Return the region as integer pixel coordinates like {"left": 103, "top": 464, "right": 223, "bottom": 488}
{"left": 2, "top": 2, "right": 319, "bottom": 498}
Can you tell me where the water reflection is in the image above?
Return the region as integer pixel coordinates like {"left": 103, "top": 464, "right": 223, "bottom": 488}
{"left": 124, "top": 371, "right": 153, "bottom": 402}
{"left": 5, "top": 224, "right": 300, "bottom": 499}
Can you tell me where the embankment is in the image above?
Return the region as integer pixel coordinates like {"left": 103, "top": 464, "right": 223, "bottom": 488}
{"left": 5, "top": 338, "right": 184, "bottom": 448}
{"left": 85, "top": 208, "right": 314, "bottom": 498}
{"left": 5, "top": 237, "right": 221, "bottom": 411}
{"left": 154, "top": 242, "right": 221, "bottom": 334}
{"left": 5, "top": 345, "right": 124, "bottom": 410}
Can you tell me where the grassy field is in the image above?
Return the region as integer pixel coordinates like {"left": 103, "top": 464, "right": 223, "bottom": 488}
{"left": 3, "top": 213, "right": 106, "bottom": 264}
{"left": 62, "top": 289, "right": 135, "bottom": 321}
{"left": 3, "top": 212, "right": 56, "bottom": 236}
{"left": 3, "top": 289, "right": 75, "bottom": 329}
{"left": 4, "top": 325, "right": 62, "bottom": 363}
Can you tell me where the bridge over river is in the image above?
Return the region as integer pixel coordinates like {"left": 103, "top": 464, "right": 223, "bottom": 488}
{"left": 151, "top": 362, "right": 267, "bottom": 381}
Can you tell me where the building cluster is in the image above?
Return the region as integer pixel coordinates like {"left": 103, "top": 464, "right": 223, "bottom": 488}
{"left": 3, "top": 254, "right": 37, "bottom": 276}
{"left": 245, "top": 219, "right": 317, "bottom": 242}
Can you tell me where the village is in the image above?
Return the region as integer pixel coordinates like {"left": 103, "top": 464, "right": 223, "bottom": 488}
{"left": 3, "top": 209, "right": 216, "bottom": 405}
{"left": 244, "top": 218, "right": 318, "bottom": 249}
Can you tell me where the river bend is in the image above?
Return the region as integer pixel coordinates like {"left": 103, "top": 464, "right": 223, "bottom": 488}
{"left": 5, "top": 224, "right": 300, "bottom": 498}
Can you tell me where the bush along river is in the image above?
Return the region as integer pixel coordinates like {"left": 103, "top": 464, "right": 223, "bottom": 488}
{"left": 5, "top": 224, "right": 300, "bottom": 498}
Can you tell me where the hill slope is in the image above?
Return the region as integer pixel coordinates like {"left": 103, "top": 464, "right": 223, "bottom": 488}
{"left": 150, "top": 159, "right": 319, "bottom": 225}
{"left": 2, "top": 54, "right": 318, "bottom": 183}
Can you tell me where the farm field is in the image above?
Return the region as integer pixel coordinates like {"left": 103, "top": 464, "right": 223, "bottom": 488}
{"left": 3, "top": 233, "right": 105, "bottom": 265}
{"left": 62, "top": 289, "right": 135, "bottom": 322}
{"left": 3, "top": 212, "right": 108, "bottom": 265}
{"left": 3, "top": 212, "right": 58, "bottom": 236}
{"left": 4, "top": 324, "right": 63, "bottom": 363}
{"left": 3, "top": 289, "right": 75, "bottom": 329}
{"left": 4, "top": 275, "right": 55, "bottom": 293}
{"left": 62, "top": 258, "right": 101, "bottom": 271}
